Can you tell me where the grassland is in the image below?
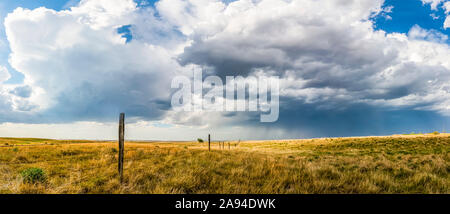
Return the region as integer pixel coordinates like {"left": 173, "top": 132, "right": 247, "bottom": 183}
{"left": 0, "top": 134, "right": 449, "bottom": 194}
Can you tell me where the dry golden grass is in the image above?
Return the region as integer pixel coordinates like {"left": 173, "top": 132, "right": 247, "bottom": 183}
{"left": 0, "top": 134, "right": 449, "bottom": 194}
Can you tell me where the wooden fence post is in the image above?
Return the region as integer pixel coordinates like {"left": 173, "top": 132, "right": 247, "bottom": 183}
{"left": 118, "top": 113, "right": 125, "bottom": 183}
{"left": 208, "top": 134, "right": 211, "bottom": 152}
{"left": 228, "top": 142, "right": 230, "bottom": 150}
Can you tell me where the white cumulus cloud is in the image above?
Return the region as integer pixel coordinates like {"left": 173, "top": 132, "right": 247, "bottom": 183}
{"left": 444, "top": 1, "right": 450, "bottom": 29}
{"left": 421, "top": 0, "right": 446, "bottom": 10}
{"left": 4, "top": 0, "right": 185, "bottom": 122}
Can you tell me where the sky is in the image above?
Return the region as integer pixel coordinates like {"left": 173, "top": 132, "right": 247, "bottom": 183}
{"left": 0, "top": 0, "right": 449, "bottom": 140}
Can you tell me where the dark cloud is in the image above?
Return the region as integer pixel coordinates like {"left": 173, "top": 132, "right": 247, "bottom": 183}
{"left": 234, "top": 99, "right": 450, "bottom": 138}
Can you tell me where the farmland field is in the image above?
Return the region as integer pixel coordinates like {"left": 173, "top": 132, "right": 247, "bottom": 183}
{"left": 0, "top": 134, "right": 449, "bottom": 194}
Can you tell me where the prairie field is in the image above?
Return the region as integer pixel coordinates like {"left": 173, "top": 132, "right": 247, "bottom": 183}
{"left": 0, "top": 134, "right": 449, "bottom": 194}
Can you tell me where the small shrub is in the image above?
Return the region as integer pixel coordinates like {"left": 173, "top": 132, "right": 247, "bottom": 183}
{"left": 21, "top": 168, "right": 47, "bottom": 184}
{"left": 431, "top": 131, "right": 440, "bottom": 135}
{"left": 110, "top": 148, "right": 118, "bottom": 153}
{"left": 197, "top": 138, "right": 204, "bottom": 143}
{"left": 12, "top": 147, "right": 19, "bottom": 152}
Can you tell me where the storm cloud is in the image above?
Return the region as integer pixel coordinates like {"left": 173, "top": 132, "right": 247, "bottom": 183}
{"left": 0, "top": 0, "right": 449, "bottom": 139}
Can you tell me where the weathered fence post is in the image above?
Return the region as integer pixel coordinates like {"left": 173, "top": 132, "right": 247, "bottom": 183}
{"left": 228, "top": 142, "right": 230, "bottom": 150}
{"left": 118, "top": 113, "right": 125, "bottom": 183}
{"left": 208, "top": 134, "right": 211, "bottom": 152}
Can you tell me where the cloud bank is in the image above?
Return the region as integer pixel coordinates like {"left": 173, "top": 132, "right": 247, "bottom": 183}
{"left": 0, "top": 0, "right": 449, "bottom": 139}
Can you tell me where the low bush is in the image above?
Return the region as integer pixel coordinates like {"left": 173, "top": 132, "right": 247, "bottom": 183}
{"left": 21, "top": 168, "right": 47, "bottom": 184}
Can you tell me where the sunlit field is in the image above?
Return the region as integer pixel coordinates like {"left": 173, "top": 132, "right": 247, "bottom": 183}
{"left": 0, "top": 134, "right": 449, "bottom": 194}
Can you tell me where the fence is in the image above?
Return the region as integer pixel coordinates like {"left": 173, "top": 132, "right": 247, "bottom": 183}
{"left": 0, "top": 113, "right": 238, "bottom": 185}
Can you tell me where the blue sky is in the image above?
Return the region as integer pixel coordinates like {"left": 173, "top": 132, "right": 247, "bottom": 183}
{"left": 0, "top": 0, "right": 449, "bottom": 140}
{"left": 374, "top": 0, "right": 450, "bottom": 35}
